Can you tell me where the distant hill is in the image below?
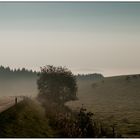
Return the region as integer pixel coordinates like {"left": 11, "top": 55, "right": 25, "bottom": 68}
{"left": 66, "top": 74, "right": 140, "bottom": 138}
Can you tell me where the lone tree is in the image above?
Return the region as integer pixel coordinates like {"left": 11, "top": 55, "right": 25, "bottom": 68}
{"left": 37, "top": 65, "right": 77, "bottom": 104}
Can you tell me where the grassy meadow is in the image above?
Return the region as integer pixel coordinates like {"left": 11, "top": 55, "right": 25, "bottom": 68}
{"left": 66, "top": 74, "right": 140, "bottom": 137}
{"left": 0, "top": 66, "right": 140, "bottom": 137}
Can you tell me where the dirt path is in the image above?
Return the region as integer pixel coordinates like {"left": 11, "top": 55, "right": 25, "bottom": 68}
{"left": 0, "top": 96, "right": 23, "bottom": 113}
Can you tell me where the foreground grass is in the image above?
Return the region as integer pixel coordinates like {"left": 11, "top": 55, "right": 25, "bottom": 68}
{"left": 0, "top": 99, "right": 54, "bottom": 138}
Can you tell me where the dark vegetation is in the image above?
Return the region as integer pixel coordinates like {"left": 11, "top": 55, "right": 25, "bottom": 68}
{"left": 76, "top": 73, "right": 104, "bottom": 81}
{"left": 37, "top": 65, "right": 77, "bottom": 104}
{"left": 1, "top": 65, "right": 137, "bottom": 137}
{"left": 37, "top": 65, "right": 120, "bottom": 138}
{"left": 0, "top": 66, "right": 37, "bottom": 79}
{"left": 0, "top": 97, "right": 117, "bottom": 138}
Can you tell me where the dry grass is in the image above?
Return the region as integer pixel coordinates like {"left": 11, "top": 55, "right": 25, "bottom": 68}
{"left": 66, "top": 74, "right": 140, "bottom": 137}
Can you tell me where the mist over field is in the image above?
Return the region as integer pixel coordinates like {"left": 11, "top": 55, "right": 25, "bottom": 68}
{"left": 0, "top": 77, "right": 37, "bottom": 97}
{"left": 0, "top": 1, "right": 140, "bottom": 138}
{"left": 0, "top": 66, "right": 37, "bottom": 97}
{"left": 0, "top": 66, "right": 140, "bottom": 137}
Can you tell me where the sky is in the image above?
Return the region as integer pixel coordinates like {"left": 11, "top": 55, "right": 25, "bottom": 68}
{"left": 0, "top": 2, "right": 140, "bottom": 76}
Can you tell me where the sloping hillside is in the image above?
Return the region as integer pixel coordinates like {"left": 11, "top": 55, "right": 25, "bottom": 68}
{"left": 66, "top": 74, "right": 140, "bottom": 138}
{"left": 0, "top": 99, "right": 55, "bottom": 138}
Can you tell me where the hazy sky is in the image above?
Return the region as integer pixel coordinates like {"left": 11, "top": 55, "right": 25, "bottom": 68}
{"left": 0, "top": 2, "right": 140, "bottom": 76}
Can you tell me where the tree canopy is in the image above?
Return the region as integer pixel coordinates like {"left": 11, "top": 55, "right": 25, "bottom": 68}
{"left": 37, "top": 65, "right": 77, "bottom": 104}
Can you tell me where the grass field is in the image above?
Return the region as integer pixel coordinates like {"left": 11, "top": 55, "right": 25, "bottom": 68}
{"left": 66, "top": 74, "right": 140, "bottom": 138}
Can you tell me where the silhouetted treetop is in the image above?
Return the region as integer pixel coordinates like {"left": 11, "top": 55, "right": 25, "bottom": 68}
{"left": 37, "top": 65, "right": 77, "bottom": 104}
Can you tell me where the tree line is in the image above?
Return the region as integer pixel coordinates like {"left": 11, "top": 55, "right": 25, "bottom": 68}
{"left": 0, "top": 66, "right": 37, "bottom": 79}
{"left": 0, "top": 65, "right": 104, "bottom": 81}
{"left": 76, "top": 73, "right": 104, "bottom": 80}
